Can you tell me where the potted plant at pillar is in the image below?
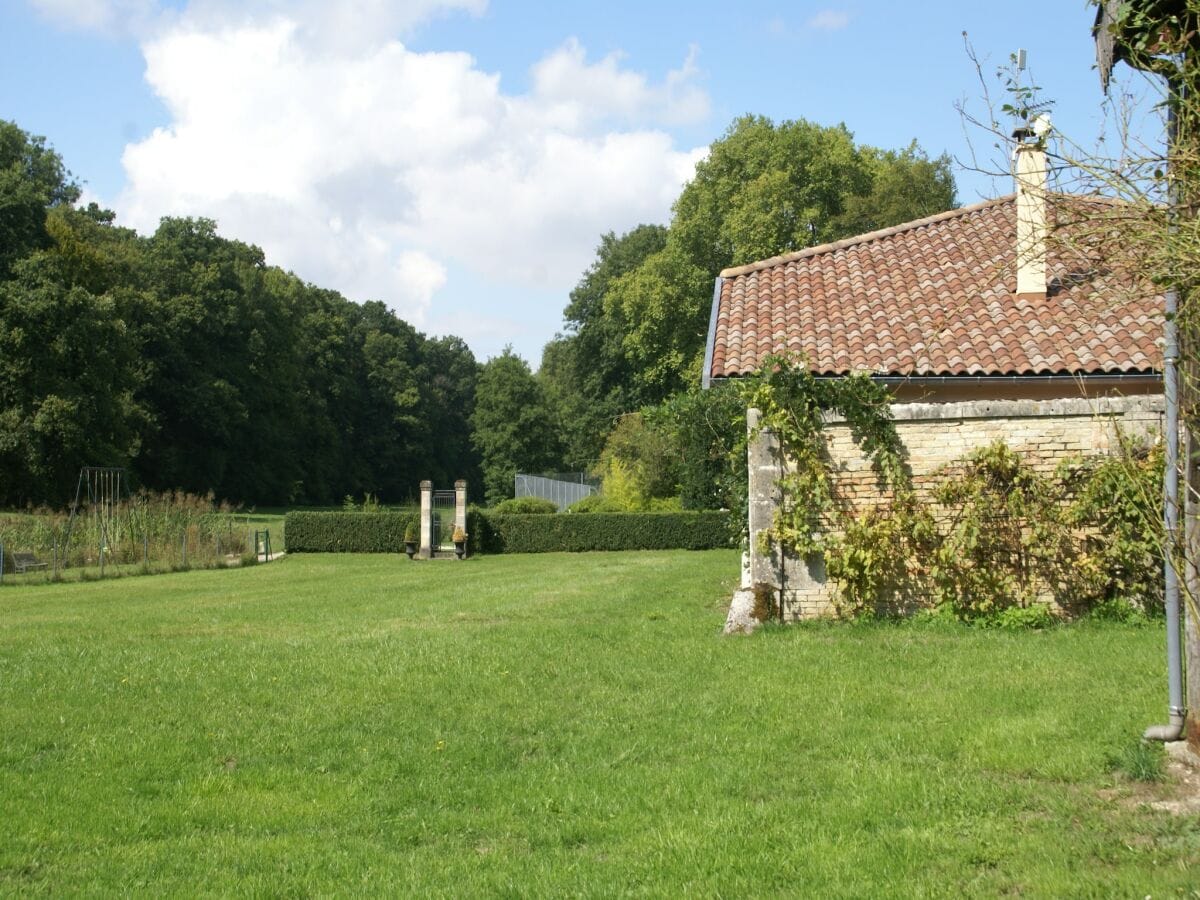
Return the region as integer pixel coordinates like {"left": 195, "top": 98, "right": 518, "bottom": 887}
{"left": 403, "top": 523, "right": 417, "bottom": 559}
{"left": 452, "top": 525, "right": 468, "bottom": 560}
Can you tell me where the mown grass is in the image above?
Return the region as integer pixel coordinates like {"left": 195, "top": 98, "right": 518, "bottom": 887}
{"left": 0, "top": 550, "right": 1196, "bottom": 895}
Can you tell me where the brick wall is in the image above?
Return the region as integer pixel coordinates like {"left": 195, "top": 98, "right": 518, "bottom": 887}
{"left": 746, "top": 395, "right": 1164, "bottom": 620}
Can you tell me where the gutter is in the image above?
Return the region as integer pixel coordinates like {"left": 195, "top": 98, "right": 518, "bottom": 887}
{"left": 706, "top": 373, "right": 1162, "bottom": 388}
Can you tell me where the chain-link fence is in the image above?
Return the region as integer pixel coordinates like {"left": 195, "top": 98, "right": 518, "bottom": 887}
{"left": 514, "top": 473, "right": 599, "bottom": 511}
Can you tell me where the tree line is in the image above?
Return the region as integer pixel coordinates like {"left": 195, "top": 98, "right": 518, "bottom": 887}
{"left": 0, "top": 120, "right": 477, "bottom": 508}
{"left": 0, "top": 115, "right": 955, "bottom": 510}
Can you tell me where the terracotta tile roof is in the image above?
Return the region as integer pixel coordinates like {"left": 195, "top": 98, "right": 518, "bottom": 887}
{"left": 706, "top": 195, "right": 1162, "bottom": 380}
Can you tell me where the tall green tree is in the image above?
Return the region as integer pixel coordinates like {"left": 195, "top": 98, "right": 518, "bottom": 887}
{"left": 0, "top": 120, "right": 487, "bottom": 508}
{"left": 416, "top": 335, "right": 481, "bottom": 492}
{"left": 472, "top": 348, "right": 560, "bottom": 505}
{"left": 829, "top": 142, "right": 959, "bottom": 237}
{"left": 0, "top": 121, "right": 80, "bottom": 279}
{"left": 540, "top": 224, "right": 667, "bottom": 469}
{"left": 610, "top": 116, "right": 957, "bottom": 405}
{"left": 0, "top": 210, "right": 146, "bottom": 506}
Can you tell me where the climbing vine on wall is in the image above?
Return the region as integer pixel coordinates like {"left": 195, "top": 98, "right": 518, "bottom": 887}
{"left": 742, "top": 354, "right": 910, "bottom": 558}
{"left": 744, "top": 355, "right": 1164, "bottom": 621}
{"left": 829, "top": 436, "right": 1161, "bottom": 622}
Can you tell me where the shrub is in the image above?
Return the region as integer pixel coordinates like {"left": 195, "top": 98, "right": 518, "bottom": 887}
{"left": 467, "top": 509, "right": 731, "bottom": 554}
{"left": 929, "top": 441, "right": 1075, "bottom": 618}
{"left": 646, "top": 496, "right": 683, "bottom": 512}
{"left": 492, "top": 497, "right": 559, "bottom": 514}
{"left": 284, "top": 511, "right": 418, "bottom": 553}
{"left": 652, "top": 380, "right": 747, "bottom": 512}
{"left": 826, "top": 438, "right": 1163, "bottom": 622}
{"left": 1069, "top": 441, "right": 1164, "bottom": 614}
{"left": 826, "top": 495, "right": 937, "bottom": 617}
{"left": 593, "top": 413, "right": 679, "bottom": 508}
{"left": 566, "top": 494, "right": 625, "bottom": 514}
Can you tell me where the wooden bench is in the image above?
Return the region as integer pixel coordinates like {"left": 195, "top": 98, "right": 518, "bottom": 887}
{"left": 10, "top": 552, "right": 48, "bottom": 574}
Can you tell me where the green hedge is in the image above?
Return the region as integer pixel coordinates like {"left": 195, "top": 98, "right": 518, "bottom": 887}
{"left": 491, "top": 496, "right": 559, "bottom": 514}
{"left": 467, "top": 509, "right": 732, "bottom": 554}
{"left": 284, "top": 511, "right": 419, "bottom": 553}
{"left": 283, "top": 509, "right": 732, "bottom": 554}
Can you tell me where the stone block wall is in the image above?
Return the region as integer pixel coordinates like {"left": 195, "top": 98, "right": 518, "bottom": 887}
{"left": 747, "top": 395, "right": 1164, "bottom": 620}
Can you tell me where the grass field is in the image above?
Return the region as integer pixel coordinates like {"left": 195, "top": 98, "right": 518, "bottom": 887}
{"left": 0, "top": 550, "right": 1197, "bottom": 895}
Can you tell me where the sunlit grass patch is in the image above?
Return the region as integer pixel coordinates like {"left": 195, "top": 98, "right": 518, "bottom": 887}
{"left": 0, "top": 551, "right": 1195, "bottom": 894}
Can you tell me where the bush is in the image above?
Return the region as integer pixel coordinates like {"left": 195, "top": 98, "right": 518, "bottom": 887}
{"left": 284, "top": 511, "right": 418, "bottom": 553}
{"left": 492, "top": 497, "right": 559, "bottom": 514}
{"left": 827, "top": 438, "right": 1164, "bottom": 623}
{"left": 1069, "top": 442, "right": 1164, "bottom": 614}
{"left": 566, "top": 494, "right": 625, "bottom": 514}
{"left": 467, "top": 509, "right": 732, "bottom": 554}
{"left": 929, "top": 441, "right": 1074, "bottom": 618}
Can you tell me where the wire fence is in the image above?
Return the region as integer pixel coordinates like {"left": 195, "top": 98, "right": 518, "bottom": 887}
{"left": 515, "top": 473, "right": 599, "bottom": 511}
{"left": 0, "top": 492, "right": 273, "bottom": 585}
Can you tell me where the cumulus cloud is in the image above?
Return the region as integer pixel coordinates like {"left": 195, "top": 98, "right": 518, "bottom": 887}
{"left": 807, "top": 9, "right": 850, "bottom": 31}
{"left": 530, "top": 38, "right": 709, "bottom": 128}
{"left": 113, "top": 4, "right": 708, "bottom": 342}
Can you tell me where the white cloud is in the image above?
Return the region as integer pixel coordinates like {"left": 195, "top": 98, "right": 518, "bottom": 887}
{"left": 530, "top": 38, "right": 709, "bottom": 128}
{"left": 807, "top": 9, "right": 850, "bottom": 31}
{"left": 394, "top": 250, "right": 447, "bottom": 310}
{"left": 114, "top": 4, "right": 709, "bottom": 349}
{"left": 179, "top": 0, "right": 488, "bottom": 51}
{"left": 29, "top": 0, "right": 158, "bottom": 35}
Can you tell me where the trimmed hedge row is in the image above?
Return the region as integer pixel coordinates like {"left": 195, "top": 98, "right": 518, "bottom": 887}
{"left": 284, "top": 509, "right": 732, "bottom": 554}
{"left": 468, "top": 509, "right": 732, "bottom": 554}
{"left": 284, "top": 511, "right": 418, "bottom": 553}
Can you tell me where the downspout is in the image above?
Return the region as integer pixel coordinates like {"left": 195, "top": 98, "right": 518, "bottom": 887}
{"left": 1145, "top": 91, "right": 1187, "bottom": 743}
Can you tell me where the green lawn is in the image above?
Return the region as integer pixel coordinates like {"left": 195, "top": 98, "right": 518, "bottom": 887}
{"left": 0, "top": 550, "right": 1196, "bottom": 895}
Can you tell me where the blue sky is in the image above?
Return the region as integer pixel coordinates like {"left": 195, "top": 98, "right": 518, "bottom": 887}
{"left": 0, "top": 0, "right": 1164, "bottom": 366}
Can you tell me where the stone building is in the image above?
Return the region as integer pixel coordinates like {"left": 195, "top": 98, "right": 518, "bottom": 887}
{"left": 703, "top": 139, "right": 1163, "bottom": 620}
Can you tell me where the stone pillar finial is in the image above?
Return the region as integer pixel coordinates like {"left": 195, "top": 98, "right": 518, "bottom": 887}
{"left": 419, "top": 481, "right": 433, "bottom": 559}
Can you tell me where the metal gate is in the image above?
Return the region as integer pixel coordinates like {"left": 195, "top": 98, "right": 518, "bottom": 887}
{"left": 432, "top": 490, "right": 456, "bottom": 551}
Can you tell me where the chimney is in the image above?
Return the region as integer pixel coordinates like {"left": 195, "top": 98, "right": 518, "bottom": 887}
{"left": 1013, "top": 136, "right": 1048, "bottom": 299}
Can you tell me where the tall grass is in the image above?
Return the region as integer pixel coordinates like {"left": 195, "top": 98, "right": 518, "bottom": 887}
{"left": 0, "top": 491, "right": 262, "bottom": 582}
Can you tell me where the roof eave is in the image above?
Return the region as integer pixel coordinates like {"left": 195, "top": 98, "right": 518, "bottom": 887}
{"left": 701, "top": 276, "right": 723, "bottom": 390}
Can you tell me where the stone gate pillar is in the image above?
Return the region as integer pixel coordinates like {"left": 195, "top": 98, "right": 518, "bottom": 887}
{"left": 454, "top": 480, "right": 467, "bottom": 532}
{"left": 419, "top": 480, "right": 433, "bottom": 559}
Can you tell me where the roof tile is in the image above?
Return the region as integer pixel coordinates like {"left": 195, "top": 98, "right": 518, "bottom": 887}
{"left": 709, "top": 195, "right": 1161, "bottom": 379}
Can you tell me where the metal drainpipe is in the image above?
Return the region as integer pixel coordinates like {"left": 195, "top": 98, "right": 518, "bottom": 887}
{"left": 1145, "top": 94, "right": 1187, "bottom": 743}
